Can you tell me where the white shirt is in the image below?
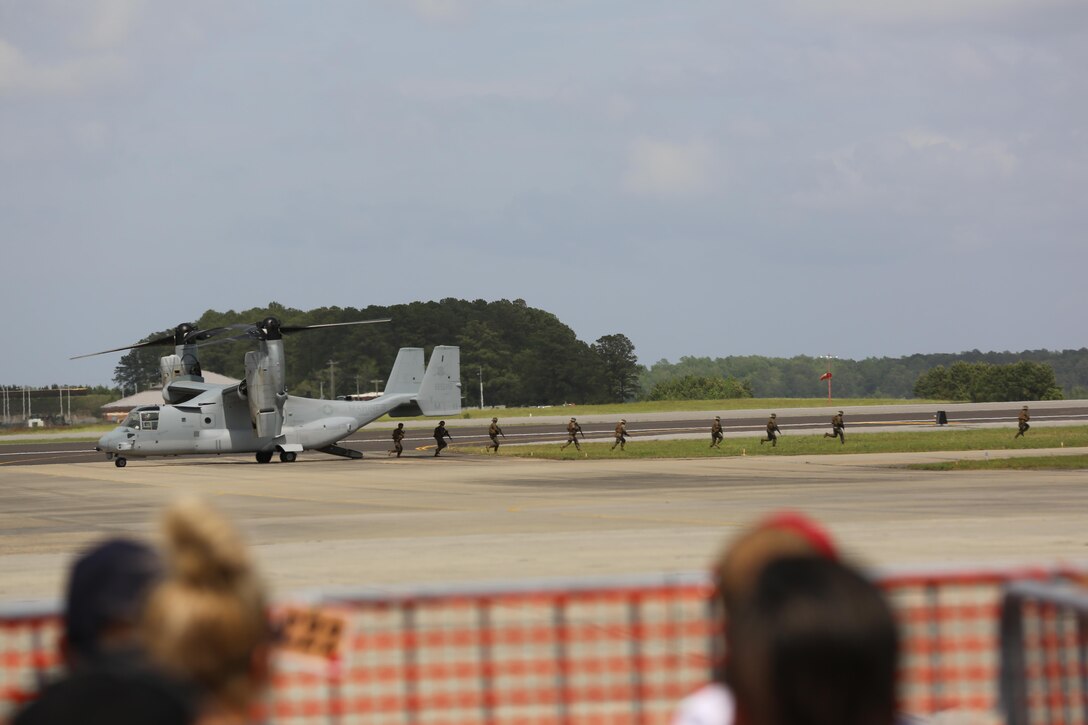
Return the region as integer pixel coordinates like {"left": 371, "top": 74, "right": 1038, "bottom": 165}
{"left": 671, "top": 682, "right": 736, "bottom": 725}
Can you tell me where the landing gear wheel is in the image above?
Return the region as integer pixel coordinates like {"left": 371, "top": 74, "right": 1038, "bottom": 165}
{"left": 256, "top": 451, "right": 273, "bottom": 464}
{"left": 279, "top": 451, "right": 297, "bottom": 463}
{"left": 115, "top": 457, "right": 127, "bottom": 468}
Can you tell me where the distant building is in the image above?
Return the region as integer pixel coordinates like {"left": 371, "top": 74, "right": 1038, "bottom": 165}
{"left": 101, "top": 372, "right": 240, "bottom": 422}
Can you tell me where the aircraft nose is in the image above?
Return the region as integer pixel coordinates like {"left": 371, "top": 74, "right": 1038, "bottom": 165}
{"left": 97, "top": 429, "right": 131, "bottom": 452}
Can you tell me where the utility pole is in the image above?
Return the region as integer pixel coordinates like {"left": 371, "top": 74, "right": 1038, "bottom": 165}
{"left": 327, "top": 360, "right": 337, "bottom": 400}
{"left": 479, "top": 367, "right": 484, "bottom": 410}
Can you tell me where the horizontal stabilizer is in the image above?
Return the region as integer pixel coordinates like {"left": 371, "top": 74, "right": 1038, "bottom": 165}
{"left": 416, "top": 346, "right": 461, "bottom": 417}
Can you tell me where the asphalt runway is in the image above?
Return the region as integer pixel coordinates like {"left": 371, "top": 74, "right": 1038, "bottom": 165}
{"left": 2, "top": 439, "right": 1087, "bottom": 606}
{"left": 3, "top": 400, "right": 1086, "bottom": 466}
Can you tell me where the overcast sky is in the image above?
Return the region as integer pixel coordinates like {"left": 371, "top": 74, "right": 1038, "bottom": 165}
{"left": 3, "top": 0, "right": 1086, "bottom": 387}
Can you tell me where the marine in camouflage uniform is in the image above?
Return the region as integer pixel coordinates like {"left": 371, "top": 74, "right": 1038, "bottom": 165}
{"left": 560, "top": 417, "right": 584, "bottom": 451}
{"left": 710, "top": 416, "right": 724, "bottom": 448}
{"left": 433, "top": 421, "right": 452, "bottom": 456}
{"left": 760, "top": 414, "right": 781, "bottom": 447}
{"left": 1014, "top": 406, "right": 1030, "bottom": 439}
{"left": 611, "top": 419, "right": 631, "bottom": 451}
{"left": 389, "top": 423, "right": 406, "bottom": 457}
{"left": 486, "top": 417, "right": 505, "bottom": 452}
{"left": 824, "top": 411, "right": 845, "bottom": 444}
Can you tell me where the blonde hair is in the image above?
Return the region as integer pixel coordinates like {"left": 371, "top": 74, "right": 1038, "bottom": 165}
{"left": 716, "top": 527, "right": 820, "bottom": 611}
{"left": 141, "top": 497, "right": 271, "bottom": 712}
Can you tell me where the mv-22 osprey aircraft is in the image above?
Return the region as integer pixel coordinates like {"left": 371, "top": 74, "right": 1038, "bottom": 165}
{"left": 73, "top": 316, "right": 460, "bottom": 467}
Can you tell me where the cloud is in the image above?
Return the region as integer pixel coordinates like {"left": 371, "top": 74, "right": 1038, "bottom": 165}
{"left": 0, "top": 38, "right": 128, "bottom": 95}
{"left": 0, "top": 0, "right": 141, "bottom": 96}
{"left": 622, "top": 138, "right": 713, "bottom": 199}
{"left": 780, "top": 0, "right": 1079, "bottom": 26}
{"left": 790, "top": 129, "right": 1020, "bottom": 215}
{"left": 408, "top": 0, "right": 466, "bottom": 23}
{"left": 83, "top": 0, "right": 144, "bottom": 49}
{"left": 902, "top": 129, "right": 1019, "bottom": 177}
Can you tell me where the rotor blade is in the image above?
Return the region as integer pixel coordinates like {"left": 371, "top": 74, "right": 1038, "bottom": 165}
{"left": 183, "top": 325, "right": 237, "bottom": 344}
{"left": 280, "top": 318, "right": 392, "bottom": 334}
{"left": 186, "top": 323, "right": 264, "bottom": 347}
{"left": 70, "top": 332, "right": 175, "bottom": 360}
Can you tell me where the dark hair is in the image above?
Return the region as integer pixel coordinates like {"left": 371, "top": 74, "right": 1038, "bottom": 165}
{"left": 64, "top": 538, "right": 163, "bottom": 661}
{"left": 726, "top": 556, "right": 898, "bottom": 725}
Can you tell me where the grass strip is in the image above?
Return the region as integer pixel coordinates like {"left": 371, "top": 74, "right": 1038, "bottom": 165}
{"left": 481, "top": 425, "right": 1088, "bottom": 460}
{"left": 0, "top": 425, "right": 112, "bottom": 444}
{"left": 440, "top": 398, "right": 942, "bottom": 420}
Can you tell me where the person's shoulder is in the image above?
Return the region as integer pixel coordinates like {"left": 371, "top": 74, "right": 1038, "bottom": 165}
{"left": 14, "top": 662, "right": 195, "bottom": 725}
{"left": 671, "top": 682, "right": 736, "bottom": 725}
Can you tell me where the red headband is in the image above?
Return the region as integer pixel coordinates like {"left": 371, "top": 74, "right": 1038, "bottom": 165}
{"left": 758, "top": 511, "right": 838, "bottom": 561}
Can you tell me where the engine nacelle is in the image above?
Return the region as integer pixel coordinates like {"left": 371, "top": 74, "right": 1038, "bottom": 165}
{"left": 244, "top": 339, "right": 286, "bottom": 438}
{"left": 160, "top": 354, "right": 183, "bottom": 388}
{"left": 159, "top": 344, "right": 204, "bottom": 388}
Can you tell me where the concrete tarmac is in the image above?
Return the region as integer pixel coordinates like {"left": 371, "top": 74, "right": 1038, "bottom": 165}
{"left": 2, "top": 448, "right": 1087, "bottom": 606}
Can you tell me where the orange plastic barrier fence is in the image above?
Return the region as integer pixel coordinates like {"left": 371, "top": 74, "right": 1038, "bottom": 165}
{"left": 1000, "top": 580, "right": 1088, "bottom": 725}
{"left": 2, "top": 567, "right": 1084, "bottom": 724}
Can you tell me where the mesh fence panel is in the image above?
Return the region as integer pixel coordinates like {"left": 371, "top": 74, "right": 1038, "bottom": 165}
{"left": 1001, "top": 580, "right": 1088, "bottom": 725}
{"left": 2, "top": 567, "right": 1084, "bottom": 724}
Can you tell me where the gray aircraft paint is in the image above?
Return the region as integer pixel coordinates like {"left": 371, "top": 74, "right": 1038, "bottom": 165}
{"left": 96, "top": 345, "right": 460, "bottom": 465}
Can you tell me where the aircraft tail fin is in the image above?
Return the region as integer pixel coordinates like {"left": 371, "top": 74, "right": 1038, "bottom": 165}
{"left": 384, "top": 348, "right": 425, "bottom": 395}
{"left": 416, "top": 346, "right": 461, "bottom": 416}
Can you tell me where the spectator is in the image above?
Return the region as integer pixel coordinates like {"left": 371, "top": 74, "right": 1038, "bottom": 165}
{"left": 14, "top": 538, "right": 194, "bottom": 725}
{"left": 140, "top": 497, "right": 273, "bottom": 725}
{"left": 672, "top": 511, "right": 838, "bottom": 725}
{"left": 726, "top": 556, "right": 899, "bottom": 725}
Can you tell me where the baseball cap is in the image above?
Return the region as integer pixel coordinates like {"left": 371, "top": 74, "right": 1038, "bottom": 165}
{"left": 63, "top": 538, "right": 163, "bottom": 659}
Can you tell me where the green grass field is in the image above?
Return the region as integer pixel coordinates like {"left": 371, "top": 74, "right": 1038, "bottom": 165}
{"left": 0, "top": 423, "right": 113, "bottom": 444}
{"left": 406, "top": 397, "right": 943, "bottom": 421}
{"left": 474, "top": 425, "right": 1088, "bottom": 460}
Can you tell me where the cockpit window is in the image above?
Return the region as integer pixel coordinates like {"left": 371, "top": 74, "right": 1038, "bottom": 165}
{"left": 123, "top": 405, "right": 160, "bottom": 430}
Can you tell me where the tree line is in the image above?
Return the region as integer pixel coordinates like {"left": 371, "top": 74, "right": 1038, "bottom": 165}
{"left": 641, "top": 349, "right": 1086, "bottom": 401}
{"left": 108, "top": 300, "right": 1085, "bottom": 407}
{"left": 113, "top": 300, "right": 641, "bottom": 407}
